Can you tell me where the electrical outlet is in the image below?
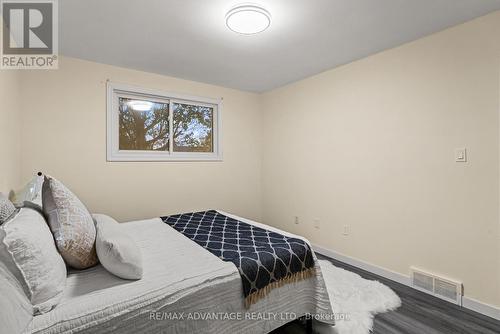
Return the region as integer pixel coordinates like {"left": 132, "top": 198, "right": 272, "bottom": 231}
{"left": 294, "top": 216, "right": 299, "bottom": 225}
{"left": 455, "top": 148, "right": 467, "bottom": 162}
{"left": 343, "top": 225, "right": 350, "bottom": 236}
{"left": 313, "top": 218, "right": 320, "bottom": 229}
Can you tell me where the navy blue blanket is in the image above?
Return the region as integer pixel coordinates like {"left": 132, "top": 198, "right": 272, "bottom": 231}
{"left": 161, "top": 210, "right": 315, "bottom": 306}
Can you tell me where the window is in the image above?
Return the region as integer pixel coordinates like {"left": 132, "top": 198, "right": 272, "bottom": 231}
{"left": 107, "top": 83, "right": 222, "bottom": 161}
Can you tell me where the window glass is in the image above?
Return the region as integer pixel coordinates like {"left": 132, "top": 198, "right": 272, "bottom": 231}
{"left": 118, "top": 97, "right": 169, "bottom": 151}
{"left": 173, "top": 102, "right": 214, "bottom": 153}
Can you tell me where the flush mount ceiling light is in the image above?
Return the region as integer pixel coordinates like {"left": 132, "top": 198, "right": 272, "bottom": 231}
{"left": 128, "top": 100, "right": 153, "bottom": 111}
{"left": 226, "top": 4, "right": 271, "bottom": 35}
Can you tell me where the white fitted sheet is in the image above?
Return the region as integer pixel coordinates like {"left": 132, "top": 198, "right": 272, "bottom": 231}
{"left": 28, "top": 211, "right": 334, "bottom": 334}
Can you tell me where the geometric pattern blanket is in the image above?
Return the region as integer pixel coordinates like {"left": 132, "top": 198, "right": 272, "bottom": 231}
{"left": 161, "top": 210, "right": 316, "bottom": 307}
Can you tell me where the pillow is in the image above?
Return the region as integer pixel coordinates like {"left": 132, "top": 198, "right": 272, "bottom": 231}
{"left": 0, "top": 262, "right": 33, "bottom": 333}
{"left": 11, "top": 173, "right": 44, "bottom": 211}
{"left": 42, "top": 175, "right": 98, "bottom": 269}
{"left": 94, "top": 214, "right": 143, "bottom": 280}
{"left": 0, "top": 208, "right": 67, "bottom": 314}
{"left": 0, "top": 192, "right": 16, "bottom": 224}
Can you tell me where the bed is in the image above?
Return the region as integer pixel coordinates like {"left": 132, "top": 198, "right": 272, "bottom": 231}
{"left": 27, "top": 211, "right": 334, "bottom": 334}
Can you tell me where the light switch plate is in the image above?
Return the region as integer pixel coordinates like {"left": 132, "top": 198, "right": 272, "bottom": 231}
{"left": 455, "top": 148, "right": 467, "bottom": 162}
{"left": 343, "top": 225, "right": 349, "bottom": 236}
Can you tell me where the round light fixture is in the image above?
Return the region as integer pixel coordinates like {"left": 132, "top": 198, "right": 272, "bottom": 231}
{"left": 128, "top": 100, "right": 153, "bottom": 111}
{"left": 226, "top": 4, "right": 271, "bottom": 35}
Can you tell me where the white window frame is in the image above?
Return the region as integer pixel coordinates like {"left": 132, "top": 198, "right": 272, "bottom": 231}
{"left": 107, "top": 82, "right": 223, "bottom": 161}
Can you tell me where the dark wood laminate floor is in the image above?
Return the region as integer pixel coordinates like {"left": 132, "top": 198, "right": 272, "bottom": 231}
{"left": 272, "top": 254, "right": 500, "bottom": 334}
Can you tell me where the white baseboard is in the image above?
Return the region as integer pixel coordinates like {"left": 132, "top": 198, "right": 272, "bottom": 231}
{"left": 462, "top": 297, "right": 500, "bottom": 321}
{"left": 312, "top": 244, "right": 500, "bottom": 321}
{"left": 312, "top": 244, "right": 411, "bottom": 286}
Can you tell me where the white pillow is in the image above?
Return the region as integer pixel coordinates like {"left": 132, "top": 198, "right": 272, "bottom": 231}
{"left": 0, "top": 262, "right": 33, "bottom": 333}
{"left": 94, "top": 214, "right": 143, "bottom": 280}
{"left": 0, "top": 208, "right": 67, "bottom": 314}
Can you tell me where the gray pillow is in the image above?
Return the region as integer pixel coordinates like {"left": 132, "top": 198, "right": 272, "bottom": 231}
{"left": 0, "top": 193, "right": 16, "bottom": 224}
{"left": 0, "top": 208, "right": 67, "bottom": 314}
{"left": 0, "top": 263, "right": 33, "bottom": 333}
{"left": 42, "top": 176, "right": 98, "bottom": 269}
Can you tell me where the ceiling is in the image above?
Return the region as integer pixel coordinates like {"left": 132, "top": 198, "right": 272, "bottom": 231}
{"left": 60, "top": 0, "right": 500, "bottom": 93}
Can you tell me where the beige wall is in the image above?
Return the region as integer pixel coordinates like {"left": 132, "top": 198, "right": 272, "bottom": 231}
{"left": 0, "top": 70, "right": 21, "bottom": 193}
{"left": 12, "top": 11, "right": 500, "bottom": 309}
{"left": 19, "top": 57, "right": 263, "bottom": 222}
{"left": 262, "top": 12, "right": 500, "bottom": 307}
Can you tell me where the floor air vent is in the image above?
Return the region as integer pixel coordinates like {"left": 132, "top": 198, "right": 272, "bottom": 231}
{"left": 410, "top": 267, "right": 463, "bottom": 305}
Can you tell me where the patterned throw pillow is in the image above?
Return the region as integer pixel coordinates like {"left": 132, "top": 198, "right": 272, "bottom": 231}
{"left": 42, "top": 176, "right": 98, "bottom": 269}
{"left": 0, "top": 193, "right": 16, "bottom": 224}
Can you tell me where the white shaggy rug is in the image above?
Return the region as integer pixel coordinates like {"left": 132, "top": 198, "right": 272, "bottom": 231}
{"left": 315, "top": 260, "right": 402, "bottom": 334}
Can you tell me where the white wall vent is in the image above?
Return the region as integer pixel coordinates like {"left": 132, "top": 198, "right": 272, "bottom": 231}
{"left": 410, "top": 267, "right": 463, "bottom": 305}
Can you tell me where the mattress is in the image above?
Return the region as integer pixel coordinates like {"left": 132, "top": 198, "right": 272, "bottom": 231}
{"left": 28, "top": 211, "right": 334, "bottom": 334}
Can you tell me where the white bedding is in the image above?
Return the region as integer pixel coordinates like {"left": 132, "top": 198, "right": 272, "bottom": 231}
{"left": 28, "top": 211, "right": 334, "bottom": 334}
